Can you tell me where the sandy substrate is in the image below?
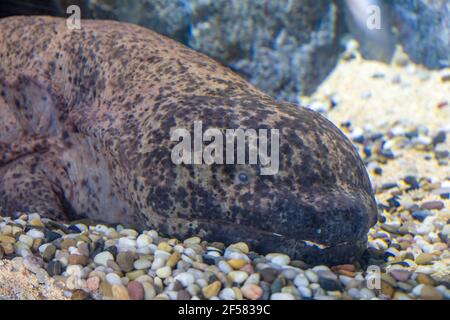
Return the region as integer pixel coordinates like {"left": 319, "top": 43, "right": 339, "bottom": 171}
{"left": 310, "top": 48, "right": 450, "bottom": 187}
{"left": 0, "top": 260, "right": 67, "bottom": 300}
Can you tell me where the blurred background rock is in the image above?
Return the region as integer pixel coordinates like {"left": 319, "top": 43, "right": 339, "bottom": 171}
{"left": 0, "top": 0, "right": 448, "bottom": 103}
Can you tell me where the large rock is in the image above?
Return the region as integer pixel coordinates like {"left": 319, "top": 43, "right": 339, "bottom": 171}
{"left": 391, "top": 0, "right": 450, "bottom": 69}
{"left": 85, "top": 0, "right": 344, "bottom": 102}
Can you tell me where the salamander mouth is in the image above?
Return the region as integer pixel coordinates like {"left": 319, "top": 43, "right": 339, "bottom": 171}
{"left": 154, "top": 215, "right": 368, "bottom": 265}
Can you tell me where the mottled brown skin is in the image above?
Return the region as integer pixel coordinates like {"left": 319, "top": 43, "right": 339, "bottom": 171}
{"left": 0, "top": 16, "right": 377, "bottom": 264}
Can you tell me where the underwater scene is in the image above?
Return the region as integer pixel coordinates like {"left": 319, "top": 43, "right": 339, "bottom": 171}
{"left": 0, "top": 0, "right": 449, "bottom": 303}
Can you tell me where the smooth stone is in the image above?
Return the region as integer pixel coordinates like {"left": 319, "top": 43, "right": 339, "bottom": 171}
{"left": 415, "top": 253, "right": 434, "bottom": 265}
{"left": 241, "top": 284, "right": 263, "bottom": 300}
{"left": 42, "top": 245, "right": 57, "bottom": 262}
{"left": 227, "top": 259, "right": 247, "bottom": 269}
{"left": 94, "top": 251, "right": 114, "bottom": 267}
{"left": 380, "top": 280, "right": 395, "bottom": 298}
{"left": 219, "top": 288, "right": 236, "bottom": 300}
{"left": 134, "top": 259, "right": 152, "bottom": 270}
{"left": 359, "top": 288, "right": 375, "bottom": 299}
{"left": 244, "top": 273, "right": 260, "bottom": 286}
{"left": 47, "top": 260, "right": 63, "bottom": 276}
{"left": 218, "top": 260, "right": 233, "bottom": 274}
{"left": 71, "top": 289, "right": 89, "bottom": 300}
{"left": 174, "top": 272, "right": 195, "bottom": 287}
{"left": 18, "top": 234, "right": 34, "bottom": 247}
{"left": 266, "top": 253, "right": 290, "bottom": 266}
{"left": 420, "top": 201, "right": 444, "bottom": 211}
{"left": 294, "top": 273, "right": 309, "bottom": 287}
{"left": 318, "top": 275, "right": 342, "bottom": 291}
{"left": 142, "top": 282, "right": 156, "bottom": 300}
{"left": 389, "top": 269, "right": 412, "bottom": 281}
{"left": 136, "top": 234, "right": 152, "bottom": 248}
{"left": 298, "top": 286, "right": 312, "bottom": 299}
{"left": 26, "top": 229, "right": 44, "bottom": 239}
{"left": 127, "top": 281, "right": 145, "bottom": 300}
{"left": 202, "top": 281, "right": 221, "bottom": 299}
{"left": 167, "top": 252, "right": 181, "bottom": 268}
{"left": 156, "top": 266, "right": 172, "bottom": 279}
{"left": 305, "top": 270, "right": 319, "bottom": 283}
{"left": 116, "top": 251, "right": 135, "bottom": 272}
{"left": 228, "top": 271, "right": 248, "bottom": 284}
{"left": 61, "top": 238, "right": 77, "bottom": 250}
{"left": 112, "top": 284, "right": 130, "bottom": 300}
{"left": 0, "top": 235, "right": 16, "bottom": 244}
{"left": 86, "top": 276, "right": 100, "bottom": 291}
{"left": 68, "top": 254, "right": 89, "bottom": 266}
{"left": 184, "top": 237, "right": 201, "bottom": 245}
{"left": 177, "top": 289, "right": 191, "bottom": 300}
{"left": 106, "top": 272, "right": 122, "bottom": 285}
{"left": 270, "top": 293, "right": 294, "bottom": 300}
{"left": 416, "top": 273, "right": 435, "bottom": 285}
{"left": 260, "top": 268, "right": 279, "bottom": 282}
{"left": 281, "top": 268, "right": 298, "bottom": 280}
{"left": 126, "top": 270, "right": 146, "bottom": 281}
{"left": 228, "top": 242, "right": 249, "bottom": 254}
{"left": 413, "top": 284, "right": 443, "bottom": 300}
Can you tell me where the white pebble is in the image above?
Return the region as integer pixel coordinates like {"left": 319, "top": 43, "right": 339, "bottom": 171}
{"left": 26, "top": 229, "right": 44, "bottom": 239}
{"left": 106, "top": 272, "right": 122, "bottom": 285}
{"left": 219, "top": 288, "right": 235, "bottom": 300}
{"left": 174, "top": 272, "right": 195, "bottom": 287}
{"left": 270, "top": 293, "right": 295, "bottom": 300}
{"left": 93, "top": 251, "right": 114, "bottom": 267}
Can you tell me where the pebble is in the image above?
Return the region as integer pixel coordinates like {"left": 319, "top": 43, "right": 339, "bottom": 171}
{"left": 156, "top": 266, "right": 172, "bottom": 279}
{"left": 106, "top": 272, "right": 122, "bottom": 285}
{"left": 260, "top": 268, "right": 279, "bottom": 282}
{"left": 415, "top": 253, "right": 434, "bottom": 265}
{"left": 68, "top": 254, "right": 89, "bottom": 266}
{"left": 112, "top": 284, "right": 130, "bottom": 300}
{"left": 219, "top": 288, "right": 236, "bottom": 300}
{"left": 389, "top": 269, "right": 412, "bottom": 281}
{"left": 266, "top": 253, "right": 290, "bottom": 266}
{"left": 227, "top": 259, "right": 247, "bottom": 269}
{"left": 270, "top": 293, "right": 295, "bottom": 300}
{"left": 413, "top": 284, "right": 443, "bottom": 300}
{"left": 127, "top": 281, "right": 145, "bottom": 300}
{"left": 94, "top": 251, "right": 114, "bottom": 267}
{"left": 116, "top": 251, "right": 135, "bottom": 272}
{"left": 241, "top": 284, "right": 263, "bottom": 300}
{"left": 174, "top": 272, "right": 195, "bottom": 287}
{"left": 227, "top": 271, "right": 248, "bottom": 284}
{"left": 86, "top": 276, "right": 100, "bottom": 291}
{"left": 202, "top": 281, "right": 221, "bottom": 299}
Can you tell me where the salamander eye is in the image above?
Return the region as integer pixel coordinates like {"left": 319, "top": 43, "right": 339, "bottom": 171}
{"left": 237, "top": 172, "right": 249, "bottom": 184}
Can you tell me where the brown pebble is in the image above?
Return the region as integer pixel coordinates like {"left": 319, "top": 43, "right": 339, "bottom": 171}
{"left": 61, "top": 238, "right": 77, "bottom": 250}
{"left": 72, "top": 289, "right": 89, "bottom": 300}
{"left": 112, "top": 284, "right": 130, "bottom": 300}
{"left": 416, "top": 273, "right": 435, "bottom": 286}
{"left": 68, "top": 254, "right": 90, "bottom": 266}
{"left": 100, "top": 282, "right": 113, "bottom": 297}
{"left": 415, "top": 253, "right": 434, "bottom": 265}
{"left": 420, "top": 201, "right": 444, "bottom": 211}
{"left": 420, "top": 285, "right": 443, "bottom": 300}
{"left": 380, "top": 280, "right": 395, "bottom": 298}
